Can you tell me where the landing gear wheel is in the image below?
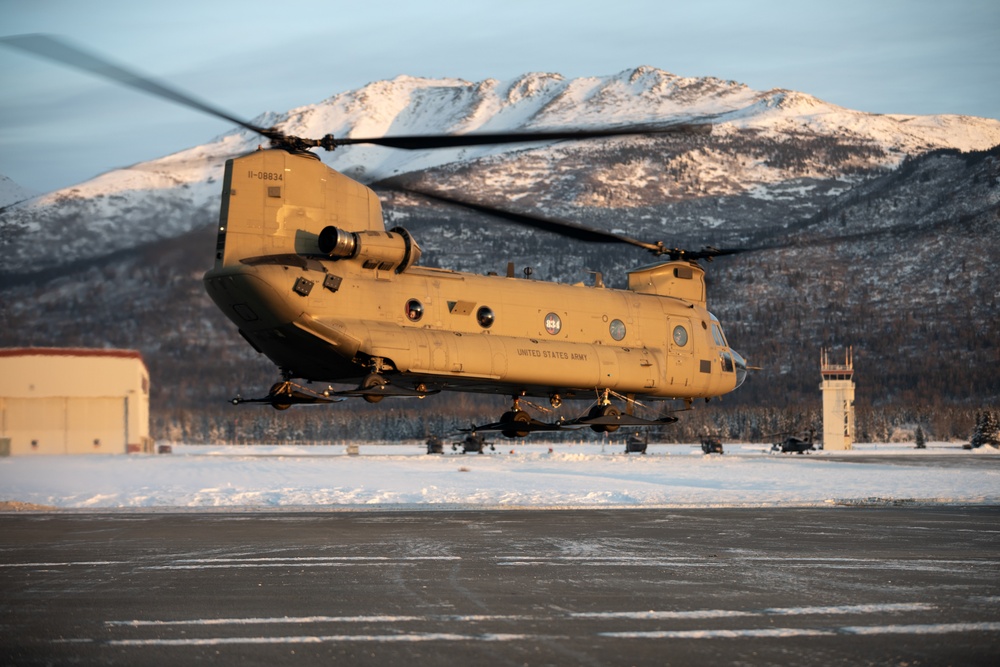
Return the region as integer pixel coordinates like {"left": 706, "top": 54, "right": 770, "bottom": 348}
{"left": 589, "top": 404, "right": 621, "bottom": 433}
{"left": 269, "top": 382, "right": 292, "bottom": 411}
{"left": 361, "top": 374, "right": 387, "bottom": 404}
{"left": 500, "top": 409, "right": 532, "bottom": 439}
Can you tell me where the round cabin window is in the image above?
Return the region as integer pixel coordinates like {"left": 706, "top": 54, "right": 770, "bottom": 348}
{"left": 609, "top": 319, "right": 626, "bottom": 341}
{"left": 672, "top": 325, "right": 689, "bottom": 347}
{"left": 405, "top": 299, "right": 423, "bottom": 322}
{"left": 477, "top": 306, "right": 495, "bottom": 328}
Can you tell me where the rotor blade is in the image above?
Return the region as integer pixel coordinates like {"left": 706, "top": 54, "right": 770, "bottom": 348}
{"left": 0, "top": 34, "right": 271, "bottom": 138}
{"left": 337, "top": 123, "right": 710, "bottom": 150}
{"left": 390, "top": 186, "right": 665, "bottom": 253}
{"left": 383, "top": 185, "right": 770, "bottom": 261}
{"left": 680, "top": 245, "right": 763, "bottom": 261}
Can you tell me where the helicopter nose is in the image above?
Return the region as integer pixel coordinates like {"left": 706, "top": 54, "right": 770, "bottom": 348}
{"left": 733, "top": 350, "right": 748, "bottom": 388}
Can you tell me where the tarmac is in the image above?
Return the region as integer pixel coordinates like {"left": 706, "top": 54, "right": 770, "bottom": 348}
{"left": 2, "top": 506, "right": 999, "bottom": 665}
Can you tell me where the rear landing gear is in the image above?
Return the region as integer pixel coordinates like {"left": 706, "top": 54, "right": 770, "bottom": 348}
{"left": 269, "top": 382, "right": 293, "bottom": 411}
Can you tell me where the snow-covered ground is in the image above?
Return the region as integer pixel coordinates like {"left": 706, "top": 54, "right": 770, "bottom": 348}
{"left": 1, "top": 442, "right": 997, "bottom": 510}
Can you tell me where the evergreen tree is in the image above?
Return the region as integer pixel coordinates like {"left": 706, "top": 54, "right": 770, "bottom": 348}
{"left": 970, "top": 412, "right": 984, "bottom": 448}
{"left": 915, "top": 426, "right": 926, "bottom": 449}
{"left": 987, "top": 412, "right": 1000, "bottom": 446}
{"left": 970, "top": 411, "right": 1000, "bottom": 448}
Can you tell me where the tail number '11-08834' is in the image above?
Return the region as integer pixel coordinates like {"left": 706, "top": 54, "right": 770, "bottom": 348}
{"left": 248, "top": 171, "right": 282, "bottom": 181}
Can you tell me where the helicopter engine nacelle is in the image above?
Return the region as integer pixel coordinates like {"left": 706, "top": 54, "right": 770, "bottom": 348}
{"left": 627, "top": 261, "right": 707, "bottom": 308}
{"left": 318, "top": 225, "right": 422, "bottom": 273}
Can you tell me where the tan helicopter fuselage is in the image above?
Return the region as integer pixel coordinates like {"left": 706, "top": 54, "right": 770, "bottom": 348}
{"left": 203, "top": 149, "right": 746, "bottom": 403}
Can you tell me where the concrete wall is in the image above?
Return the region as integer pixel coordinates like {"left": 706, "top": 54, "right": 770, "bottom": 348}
{"left": 821, "top": 379, "right": 855, "bottom": 451}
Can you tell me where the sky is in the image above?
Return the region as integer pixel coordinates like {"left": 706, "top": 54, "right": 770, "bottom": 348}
{"left": 1, "top": 0, "right": 998, "bottom": 194}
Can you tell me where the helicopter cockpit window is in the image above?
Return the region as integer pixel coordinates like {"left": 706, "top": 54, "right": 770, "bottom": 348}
{"left": 709, "top": 314, "right": 728, "bottom": 347}
{"left": 672, "top": 325, "right": 688, "bottom": 347}
{"left": 405, "top": 299, "right": 424, "bottom": 322}
{"left": 711, "top": 323, "right": 726, "bottom": 347}
{"left": 477, "top": 306, "right": 495, "bottom": 329}
{"left": 721, "top": 351, "right": 735, "bottom": 373}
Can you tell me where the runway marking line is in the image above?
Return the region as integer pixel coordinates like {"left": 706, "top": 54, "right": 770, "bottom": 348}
{"left": 0, "top": 561, "right": 120, "bottom": 568}
{"left": 107, "top": 633, "right": 533, "bottom": 646}
{"left": 172, "top": 556, "right": 461, "bottom": 563}
{"left": 62, "top": 601, "right": 1000, "bottom": 647}
{"left": 143, "top": 555, "right": 461, "bottom": 570}
{"left": 494, "top": 556, "right": 976, "bottom": 573}
{"left": 97, "top": 622, "right": 1000, "bottom": 647}
{"left": 572, "top": 603, "right": 936, "bottom": 619}
{"left": 106, "top": 602, "right": 939, "bottom": 628}
{"left": 602, "top": 622, "right": 1000, "bottom": 640}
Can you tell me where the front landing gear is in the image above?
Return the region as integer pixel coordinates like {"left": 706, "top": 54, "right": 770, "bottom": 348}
{"left": 464, "top": 391, "right": 677, "bottom": 439}
{"left": 588, "top": 390, "right": 620, "bottom": 433}
{"left": 500, "top": 397, "right": 532, "bottom": 438}
{"left": 587, "top": 403, "right": 621, "bottom": 433}
{"left": 500, "top": 410, "right": 532, "bottom": 438}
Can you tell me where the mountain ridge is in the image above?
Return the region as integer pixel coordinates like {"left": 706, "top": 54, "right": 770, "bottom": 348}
{"left": 3, "top": 66, "right": 998, "bottom": 278}
{"left": 0, "top": 174, "right": 38, "bottom": 209}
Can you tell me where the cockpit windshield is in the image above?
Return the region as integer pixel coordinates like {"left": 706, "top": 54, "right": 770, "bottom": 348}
{"left": 709, "top": 314, "right": 748, "bottom": 389}
{"left": 709, "top": 314, "right": 727, "bottom": 347}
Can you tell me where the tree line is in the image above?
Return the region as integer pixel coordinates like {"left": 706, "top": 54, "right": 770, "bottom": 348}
{"left": 152, "top": 399, "right": 993, "bottom": 446}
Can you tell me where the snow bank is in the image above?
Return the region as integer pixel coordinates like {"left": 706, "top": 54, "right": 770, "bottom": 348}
{"left": 0, "top": 443, "right": 996, "bottom": 510}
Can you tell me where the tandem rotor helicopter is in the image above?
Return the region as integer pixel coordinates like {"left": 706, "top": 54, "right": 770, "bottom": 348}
{"left": 5, "top": 35, "right": 759, "bottom": 438}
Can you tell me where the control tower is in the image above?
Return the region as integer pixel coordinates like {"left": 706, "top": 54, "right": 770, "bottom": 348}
{"left": 820, "top": 347, "right": 855, "bottom": 451}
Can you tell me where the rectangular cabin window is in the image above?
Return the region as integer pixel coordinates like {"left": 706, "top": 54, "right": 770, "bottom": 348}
{"left": 674, "top": 266, "right": 693, "bottom": 279}
{"left": 721, "top": 351, "right": 734, "bottom": 373}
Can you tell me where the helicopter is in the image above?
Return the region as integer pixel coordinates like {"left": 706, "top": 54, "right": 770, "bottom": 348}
{"left": 425, "top": 435, "right": 445, "bottom": 454}
{"left": 3, "top": 35, "right": 755, "bottom": 439}
{"left": 452, "top": 431, "right": 494, "bottom": 455}
{"left": 768, "top": 429, "right": 818, "bottom": 454}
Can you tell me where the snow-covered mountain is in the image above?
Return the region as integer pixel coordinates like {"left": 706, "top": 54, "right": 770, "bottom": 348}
{"left": 0, "top": 174, "right": 37, "bottom": 209}
{"left": 2, "top": 66, "right": 999, "bottom": 277}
